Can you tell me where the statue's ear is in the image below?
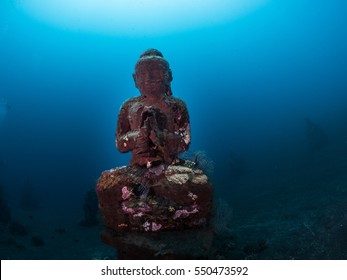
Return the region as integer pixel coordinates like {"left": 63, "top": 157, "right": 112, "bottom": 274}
{"left": 166, "top": 85, "right": 173, "bottom": 96}
{"left": 133, "top": 73, "right": 138, "bottom": 89}
{"left": 168, "top": 69, "right": 173, "bottom": 83}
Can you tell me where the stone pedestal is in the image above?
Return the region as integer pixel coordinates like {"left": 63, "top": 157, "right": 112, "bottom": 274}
{"left": 96, "top": 164, "right": 214, "bottom": 258}
{"left": 101, "top": 227, "right": 214, "bottom": 259}
{"left": 97, "top": 164, "right": 213, "bottom": 232}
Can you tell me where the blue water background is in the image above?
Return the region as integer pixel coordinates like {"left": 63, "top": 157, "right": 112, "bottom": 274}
{"left": 0, "top": 1, "right": 347, "bottom": 258}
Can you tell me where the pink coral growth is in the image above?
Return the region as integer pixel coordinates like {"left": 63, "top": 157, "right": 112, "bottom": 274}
{"left": 151, "top": 222, "right": 162, "bottom": 231}
{"left": 138, "top": 204, "right": 151, "bottom": 213}
{"left": 121, "top": 186, "right": 133, "bottom": 200}
{"left": 121, "top": 202, "right": 135, "bottom": 214}
{"left": 173, "top": 208, "right": 198, "bottom": 219}
{"left": 142, "top": 221, "right": 162, "bottom": 232}
{"left": 122, "top": 202, "right": 152, "bottom": 217}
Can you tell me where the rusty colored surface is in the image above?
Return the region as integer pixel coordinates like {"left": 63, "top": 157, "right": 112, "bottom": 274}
{"left": 96, "top": 50, "right": 214, "bottom": 258}
{"left": 116, "top": 49, "right": 190, "bottom": 167}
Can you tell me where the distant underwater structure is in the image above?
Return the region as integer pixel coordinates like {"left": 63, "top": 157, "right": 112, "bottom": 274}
{"left": 80, "top": 188, "right": 99, "bottom": 227}
{"left": 96, "top": 49, "right": 214, "bottom": 259}
{"left": 0, "top": 98, "right": 10, "bottom": 124}
{"left": 0, "top": 185, "right": 11, "bottom": 224}
{"left": 305, "top": 117, "right": 328, "bottom": 152}
{"left": 19, "top": 182, "right": 40, "bottom": 211}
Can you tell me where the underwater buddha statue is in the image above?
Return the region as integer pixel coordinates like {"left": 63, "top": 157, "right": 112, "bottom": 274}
{"left": 116, "top": 49, "right": 191, "bottom": 167}
{"left": 97, "top": 50, "right": 213, "bottom": 258}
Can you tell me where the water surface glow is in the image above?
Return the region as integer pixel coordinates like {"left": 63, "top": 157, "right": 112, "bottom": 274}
{"left": 19, "top": 0, "right": 267, "bottom": 35}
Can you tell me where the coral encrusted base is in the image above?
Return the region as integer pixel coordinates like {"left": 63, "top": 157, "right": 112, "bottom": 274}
{"left": 96, "top": 164, "right": 213, "bottom": 232}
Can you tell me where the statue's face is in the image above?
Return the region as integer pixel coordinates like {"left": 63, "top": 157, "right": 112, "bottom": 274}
{"left": 134, "top": 61, "right": 167, "bottom": 99}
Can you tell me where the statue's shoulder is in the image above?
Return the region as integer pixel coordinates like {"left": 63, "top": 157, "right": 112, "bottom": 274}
{"left": 166, "top": 96, "right": 187, "bottom": 110}
{"left": 120, "top": 96, "right": 142, "bottom": 110}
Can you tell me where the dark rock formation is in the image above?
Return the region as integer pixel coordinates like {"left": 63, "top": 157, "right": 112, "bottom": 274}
{"left": 0, "top": 185, "right": 11, "bottom": 224}
{"left": 9, "top": 221, "right": 28, "bottom": 236}
{"left": 31, "top": 236, "right": 45, "bottom": 247}
{"left": 80, "top": 188, "right": 99, "bottom": 227}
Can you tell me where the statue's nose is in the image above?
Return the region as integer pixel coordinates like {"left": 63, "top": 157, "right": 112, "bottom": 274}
{"left": 147, "top": 72, "right": 157, "bottom": 81}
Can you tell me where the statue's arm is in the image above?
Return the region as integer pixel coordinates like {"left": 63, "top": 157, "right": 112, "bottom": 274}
{"left": 165, "top": 100, "right": 191, "bottom": 154}
{"left": 176, "top": 103, "right": 191, "bottom": 152}
{"left": 115, "top": 104, "right": 140, "bottom": 153}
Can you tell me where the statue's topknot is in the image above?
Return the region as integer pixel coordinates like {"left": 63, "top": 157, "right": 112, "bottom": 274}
{"left": 140, "top": 49, "right": 164, "bottom": 58}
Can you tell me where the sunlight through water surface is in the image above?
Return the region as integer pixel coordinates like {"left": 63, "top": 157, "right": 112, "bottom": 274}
{"left": 19, "top": 0, "right": 267, "bottom": 36}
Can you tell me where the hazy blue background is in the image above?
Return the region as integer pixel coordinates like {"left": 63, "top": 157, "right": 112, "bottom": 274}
{"left": 1, "top": 0, "right": 347, "bottom": 258}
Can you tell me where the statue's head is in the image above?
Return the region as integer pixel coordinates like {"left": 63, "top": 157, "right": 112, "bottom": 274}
{"left": 133, "top": 49, "right": 173, "bottom": 97}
